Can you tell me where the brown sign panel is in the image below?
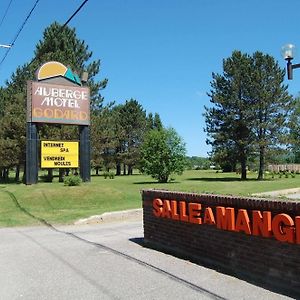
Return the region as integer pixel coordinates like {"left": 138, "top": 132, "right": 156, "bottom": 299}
{"left": 27, "top": 81, "right": 90, "bottom": 125}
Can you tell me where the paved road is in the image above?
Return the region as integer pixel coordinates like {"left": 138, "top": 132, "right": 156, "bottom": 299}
{"left": 0, "top": 220, "right": 293, "bottom": 300}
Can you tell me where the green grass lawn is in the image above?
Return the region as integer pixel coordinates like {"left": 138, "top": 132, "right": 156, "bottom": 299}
{"left": 1, "top": 170, "right": 300, "bottom": 227}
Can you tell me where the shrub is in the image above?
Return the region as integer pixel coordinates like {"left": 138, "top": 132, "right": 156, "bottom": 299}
{"left": 64, "top": 175, "right": 81, "bottom": 186}
{"left": 103, "top": 171, "right": 115, "bottom": 179}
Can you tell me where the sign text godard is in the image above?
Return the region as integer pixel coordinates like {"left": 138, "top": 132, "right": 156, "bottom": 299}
{"left": 153, "top": 198, "right": 300, "bottom": 244}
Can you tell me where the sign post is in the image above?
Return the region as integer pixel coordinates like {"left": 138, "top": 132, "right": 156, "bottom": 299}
{"left": 79, "top": 125, "right": 90, "bottom": 181}
{"left": 26, "top": 61, "right": 91, "bottom": 184}
{"left": 26, "top": 123, "right": 38, "bottom": 184}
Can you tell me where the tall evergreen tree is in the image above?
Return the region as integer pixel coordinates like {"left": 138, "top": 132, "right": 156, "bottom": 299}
{"left": 33, "top": 22, "right": 107, "bottom": 111}
{"left": 0, "top": 66, "right": 29, "bottom": 181}
{"left": 0, "top": 91, "right": 26, "bottom": 181}
{"left": 205, "top": 51, "right": 254, "bottom": 180}
{"left": 287, "top": 97, "right": 300, "bottom": 162}
{"left": 91, "top": 107, "right": 118, "bottom": 173}
{"left": 205, "top": 51, "right": 293, "bottom": 180}
{"left": 146, "top": 112, "right": 163, "bottom": 131}
{"left": 250, "top": 52, "right": 293, "bottom": 179}
{"left": 116, "top": 99, "right": 147, "bottom": 175}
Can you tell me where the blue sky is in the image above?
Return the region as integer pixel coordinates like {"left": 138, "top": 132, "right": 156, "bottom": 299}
{"left": 1, "top": 0, "right": 300, "bottom": 157}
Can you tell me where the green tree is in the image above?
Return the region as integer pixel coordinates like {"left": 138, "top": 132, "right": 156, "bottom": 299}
{"left": 90, "top": 102, "right": 163, "bottom": 176}
{"left": 205, "top": 50, "right": 292, "bottom": 180}
{"left": 116, "top": 99, "right": 147, "bottom": 175}
{"left": 210, "top": 143, "right": 238, "bottom": 172}
{"left": 140, "top": 127, "right": 186, "bottom": 182}
{"left": 147, "top": 112, "right": 163, "bottom": 131}
{"left": 186, "top": 156, "right": 211, "bottom": 170}
{"left": 288, "top": 97, "right": 300, "bottom": 163}
{"left": 33, "top": 22, "right": 107, "bottom": 111}
{"left": 250, "top": 52, "right": 292, "bottom": 180}
{"left": 91, "top": 106, "right": 118, "bottom": 173}
{"left": 205, "top": 51, "right": 254, "bottom": 180}
{"left": 0, "top": 82, "right": 27, "bottom": 182}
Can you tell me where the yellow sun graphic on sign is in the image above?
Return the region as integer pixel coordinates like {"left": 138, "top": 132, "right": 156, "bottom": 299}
{"left": 36, "top": 61, "right": 81, "bottom": 85}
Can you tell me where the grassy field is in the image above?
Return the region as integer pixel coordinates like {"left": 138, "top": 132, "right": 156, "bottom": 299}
{"left": 1, "top": 170, "right": 300, "bottom": 227}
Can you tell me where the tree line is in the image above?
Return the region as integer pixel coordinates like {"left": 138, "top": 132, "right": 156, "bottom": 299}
{"left": 91, "top": 102, "right": 163, "bottom": 176}
{"left": 205, "top": 50, "right": 300, "bottom": 180}
{"left": 0, "top": 22, "right": 106, "bottom": 182}
{"left": 0, "top": 22, "right": 186, "bottom": 183}
{"left": 3, "top": 22, "right": 296, "bottom": 184}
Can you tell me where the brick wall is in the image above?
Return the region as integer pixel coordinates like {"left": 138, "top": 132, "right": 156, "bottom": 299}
{"left": 142, "top": 189, "right": 300, "bottom": 298}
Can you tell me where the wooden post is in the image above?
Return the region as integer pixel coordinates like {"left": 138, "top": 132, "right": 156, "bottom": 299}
{"left": 26, "top": 122, "right": 38, "bottom": 184}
